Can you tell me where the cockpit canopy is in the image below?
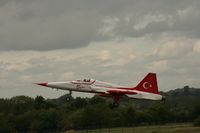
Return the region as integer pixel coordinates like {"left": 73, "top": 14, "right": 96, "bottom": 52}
{"left": 71, "top": 79, "right": 95, "bottom": 84}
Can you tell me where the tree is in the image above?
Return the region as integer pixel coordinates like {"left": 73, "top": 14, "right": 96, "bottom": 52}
{"left": 148, "top": 103, "right": 170, "bottom": 124}
{"left": 9, "top": 96, "right": 34, "bottom": 114}
{"left": 70, "top": 97, "right": 87, "bottom": 109}
{"left": 194, "top": 116, "right": 200, "bottom": 126}
{"left": 88, "top": 96, "right": 106, "bottom": 105}
{"left": 122, "top": 106, "right": 136, "bottom": 126}
{"left": 34, "top": 96, "right": 46, "bottom": 109}
{"left": 0, "top": 113, "right": 14, "bottom": 132}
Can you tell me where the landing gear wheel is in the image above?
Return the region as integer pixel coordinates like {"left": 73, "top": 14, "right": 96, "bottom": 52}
{"left": 66, "top": 91, "right": 72, "bottom": 102}
{"left": 66, "top": 97, "right": 71, "bottom": 101}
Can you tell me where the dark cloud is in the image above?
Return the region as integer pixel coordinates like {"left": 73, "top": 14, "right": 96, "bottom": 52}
{"left": 0, "top": 0, "right": 200, "bottom": 50}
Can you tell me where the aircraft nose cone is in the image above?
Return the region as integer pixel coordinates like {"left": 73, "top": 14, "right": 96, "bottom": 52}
{"left": 35, "top": 82, "right": 48, "bottom": 87}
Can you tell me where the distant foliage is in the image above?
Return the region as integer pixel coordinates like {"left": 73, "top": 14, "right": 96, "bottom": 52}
{"left": 194, "top": 116, "right": 200, "bottom": 126}
{"left": 0, "top": 86, "right": 200, "bottom": 132}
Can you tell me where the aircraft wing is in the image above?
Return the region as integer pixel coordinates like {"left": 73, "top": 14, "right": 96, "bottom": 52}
{"left": 107, "top": 89, "right": 137, "bottom": 95}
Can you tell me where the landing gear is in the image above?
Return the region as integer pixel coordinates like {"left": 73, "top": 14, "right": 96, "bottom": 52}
{"left": 66, "top": 90, "right": 72, "bottom": 101}
{"left": 66, "top": 97, "right": 71, "bottom": 101}
{"left": 110, "top": 95, "right": 120, "bottom": 109}
{"left": 161, "top": 96, "right": 166, "bottom": 102}
{"left": 68, "top": 90, "right": 72, "bottom": 95}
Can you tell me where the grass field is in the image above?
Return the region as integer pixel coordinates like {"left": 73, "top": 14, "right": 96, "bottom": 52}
{"left": 64, "top": 123, "right": 200, "bottom": 133}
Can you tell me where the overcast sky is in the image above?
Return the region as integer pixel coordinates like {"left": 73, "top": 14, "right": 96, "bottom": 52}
{"left": 1, "top": 0, "right": 200, "bottom": 98}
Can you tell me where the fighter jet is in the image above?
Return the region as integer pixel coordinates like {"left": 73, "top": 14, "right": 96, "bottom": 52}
{"left": 35, "top": 73, "right": 165, "bottom": 107}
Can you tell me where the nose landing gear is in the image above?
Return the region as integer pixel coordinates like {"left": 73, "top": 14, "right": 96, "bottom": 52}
{"left": 66, "top": 90, "right": 72, "bottom": 101}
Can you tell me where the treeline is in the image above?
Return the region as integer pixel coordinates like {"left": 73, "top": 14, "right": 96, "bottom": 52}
{"left": 1, "top": 86, "right": 200, "bottom": 132}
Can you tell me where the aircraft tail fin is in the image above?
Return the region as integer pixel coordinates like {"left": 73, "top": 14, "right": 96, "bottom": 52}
{"left": 133, "top": 73, "right": 158, "bottom": 94}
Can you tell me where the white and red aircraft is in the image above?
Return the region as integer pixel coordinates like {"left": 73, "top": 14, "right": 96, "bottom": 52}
{"left": 36, "top": 73, "right": 165, "bottom": 107}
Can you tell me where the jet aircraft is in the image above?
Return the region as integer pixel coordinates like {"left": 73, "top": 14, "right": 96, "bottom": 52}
{"left": 36, "top": 73, "right": 165, "bottom": 107}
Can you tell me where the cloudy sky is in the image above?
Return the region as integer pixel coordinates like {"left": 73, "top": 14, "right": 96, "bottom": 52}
{"left": 1, "top": 0, "right": 200, "bottom": 98}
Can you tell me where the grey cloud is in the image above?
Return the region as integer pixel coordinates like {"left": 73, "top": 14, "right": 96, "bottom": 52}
{"left": 1, "top": 42, "right": 200, "bottom": 98}
{"left": 100, "top": 1, "right": 200, "bottom": 39}
{"left": 1, "top": 0, "right": 200, "bottom": 50}
{"left": 0, "top": 0, "right": 103, "bottom": 51}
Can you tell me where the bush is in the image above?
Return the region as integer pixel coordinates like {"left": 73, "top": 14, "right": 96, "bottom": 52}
{"left": 194, "top": 116, "right": 200, "bottom": 126}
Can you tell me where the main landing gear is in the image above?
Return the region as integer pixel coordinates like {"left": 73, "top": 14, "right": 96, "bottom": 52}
{"left": 110, "top": 95, "right": 120, "bottom": 109}
{"left": 161, "top": 96, "right": 166, "bottom": 102}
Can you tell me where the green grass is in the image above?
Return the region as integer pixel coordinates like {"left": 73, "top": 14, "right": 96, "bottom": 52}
{"left": 64, "top": 123, "right": 200, "bottom": 133}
